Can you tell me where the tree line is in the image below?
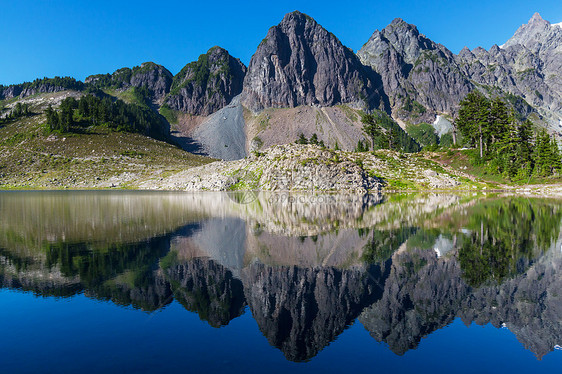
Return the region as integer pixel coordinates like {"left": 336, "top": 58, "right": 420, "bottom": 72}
{"left": 456, "top": 91, "right": 560, "bottom": 180}
{"left": 45, "top": 94, "right": 168, "bottom": 140}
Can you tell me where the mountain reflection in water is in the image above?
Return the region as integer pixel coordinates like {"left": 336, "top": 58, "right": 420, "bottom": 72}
{"left": 1, "top": 191, "right": 562, "bottom": 362}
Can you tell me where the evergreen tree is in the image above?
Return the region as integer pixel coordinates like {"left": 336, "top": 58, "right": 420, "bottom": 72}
{"left": 494, "top": 121, "right": 519, "bottom": 179}
{"left": 516, "top": 120, "right": 534, "bottom": 175}
{"left": 45, "top": 105, "right": 61, "bottom": 132}
{"left": 488, "top": 98, "right": 510, "bottom": 146}
{"left": 456, "top": 91, "right": 491, "bottom": 158}
{"left": 295, "top": 133, "right": 308, "bottom": 145}
{"left": 549, "top": 137, "right": 561, "bottom": 175}
{"left": 534, "top": 130, "right": 553, "bottom": 176}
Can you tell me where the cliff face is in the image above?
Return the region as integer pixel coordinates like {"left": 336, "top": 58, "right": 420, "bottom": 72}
{"left": 358, "top": 18, "right": 473, "bottom": 122}
{"left": 1, "top": 85, "right": 22, "bottom": 99}
{"left": 164, "top": 47, "right": 247, "bottom": 116}
{"left": 241, "top": 11, "right": 385, "bottom": 112}
{"left": 1, "top": 78, "right": 85, "bottom": 100}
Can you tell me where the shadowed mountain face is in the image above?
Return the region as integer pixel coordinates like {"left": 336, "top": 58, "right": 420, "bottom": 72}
{"left": 165, "top": 47, "right": 247, "bottom": 116}
{"left": 2, "top": 193, "right": 562, "bottom": 362}
{"left": 241, "top": 11, "right": 385, "bottom": 112}
{"left": 165, "top": 258, "right": 246, "bottom": 327}
{"left": 241, "top": 263, "right": 387, "bottom": 361}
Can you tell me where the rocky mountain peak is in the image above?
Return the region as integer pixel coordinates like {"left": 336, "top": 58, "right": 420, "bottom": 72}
{"left": 376, "top": 18, "right": 435, "bottom": 64}
{"left": 130, "top": 62, "right": 173, "bottom": 103}
{"left": 358, "top": 17, "right": 471, "bottom": 122}
{"left": 502, "top": 12, "right": 557, "bottom": 50}
{"left": 279, "top": 10, "right": 311, "bottom": 26}
{"left": 529, "top": 12, "right": 547, "bottom": 25}
{"left": 164, "top": 46, "right": 247, "bottom": 116}
{"left": 241, "top": 11, "right": 382, "bottom": 112}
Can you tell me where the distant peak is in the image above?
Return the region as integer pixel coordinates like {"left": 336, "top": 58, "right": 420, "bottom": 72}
{"left": 530, "top": 12, "right": 544, "bottom": 23}
{"left": 208, "top": 46, "right": 227, "bottom": 54}
{"left": 386, "top": 17, "right": 418, "bottom": 33}
{"left": 281, "top": 10, "right": 316, "bottom": 24}
{"left": 526, "top": 12, "right": 550, "bottom": 27}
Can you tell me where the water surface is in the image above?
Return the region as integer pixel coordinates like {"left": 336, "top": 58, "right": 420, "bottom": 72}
{"left": 1, "top": 191, "right": 562, "bottom": 373}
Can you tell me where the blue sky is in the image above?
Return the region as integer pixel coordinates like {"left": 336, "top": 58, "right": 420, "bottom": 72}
{"left": 1, "top": 0, "right": 561, "bottom": 85}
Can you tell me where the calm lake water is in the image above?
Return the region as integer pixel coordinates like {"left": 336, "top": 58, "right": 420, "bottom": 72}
{"left": 1, "top": 191, "right": 562, "bottom": 373}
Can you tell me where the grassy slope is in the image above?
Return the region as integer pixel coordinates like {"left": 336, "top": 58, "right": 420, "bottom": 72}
{"left": 0, "top": 93, "right": 213, "bottom": 189}
{"left": 433, "top": 149, "right": 562, "bottom": 187}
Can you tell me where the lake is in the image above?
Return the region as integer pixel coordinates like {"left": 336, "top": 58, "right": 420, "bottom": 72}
{"left": 1, "top": 191, "right": 562, "bottom": 373}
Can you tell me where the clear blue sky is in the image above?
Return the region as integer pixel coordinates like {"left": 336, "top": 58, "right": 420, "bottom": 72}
{"left": 1, "top": 0, "right": 561, "bottom": 86}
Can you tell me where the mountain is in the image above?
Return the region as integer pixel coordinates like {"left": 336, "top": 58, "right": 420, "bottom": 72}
{"left": 86, "top": 62, "right": 173, "bottom": 104}
{"left": 357, "top": 13, "right": 561, "bottom": 131}
{"left": 456, "top": 13, "right": 562, "bottom": 128}
{"left": 241, "top": 11, "right": 385, "bottom": 112}
{"left": 164, "top": 46, "right": 247, "bottom": 116}
{"left": 3, "top": 10, "right": 561, "bottom": 161}
{"left": 0, "top": 77, "right": 85, "bottom": 100}
{"left": 358, "top": 18, "right": 472, "bottom": 123}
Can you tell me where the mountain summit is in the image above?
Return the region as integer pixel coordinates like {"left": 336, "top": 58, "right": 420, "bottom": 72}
{"left": 502, "top": 12, "right": 558, "bottom": 50}
{"left": 358, "top": 17, "right": 471, "bottom": 122}
{"left": 241, "top": 11, "right": 384, "bottom": 112}
{"left": 165, "top": 46, "right": 247, "bottom": 116}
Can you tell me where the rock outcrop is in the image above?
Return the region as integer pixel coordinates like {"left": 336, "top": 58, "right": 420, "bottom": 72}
{"left": 164, "top": 46, "right": 247, "bottom": 116}
{"left": 147, "top": 144, "right": 384, "bottom": 193}
{"left": 241, "top": 11, "right": 385, "bottom": 112}
{"left": 0, "top": 85, "right": 22, "bottom": 99}
{"left": 86, "top": 62, "right": 173, "bottom": 103}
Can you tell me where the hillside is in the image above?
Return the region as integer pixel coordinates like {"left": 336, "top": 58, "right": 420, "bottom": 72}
{"left": 0, "top": 92, "right": 212, "bottom": 189}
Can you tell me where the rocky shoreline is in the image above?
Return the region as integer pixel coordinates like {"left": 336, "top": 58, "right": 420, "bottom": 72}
{"left": 136, "top": 144, "right": 478, "bottom": 192}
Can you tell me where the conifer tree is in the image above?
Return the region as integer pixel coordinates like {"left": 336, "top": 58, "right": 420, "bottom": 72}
{"left": 456, "top": 91, "right": 491, "bottom": 158}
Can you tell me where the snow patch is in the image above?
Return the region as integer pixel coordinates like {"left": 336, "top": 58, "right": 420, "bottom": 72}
{"left": 432, "top": 115, "right": 454, "bottom": 137}
{"left": 552, "top": 22, "right": 562, "bottom": 28}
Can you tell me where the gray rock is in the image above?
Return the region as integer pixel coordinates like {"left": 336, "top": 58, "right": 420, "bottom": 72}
{"left": 165, "top": 46, "right": 247, "bottom": 116}
{"left": 358, "top": 18, "right": 472, "bottom": 122}
{"left": 358, "top": 14, "right": 561, "bottom": 130}
{"left": 190, "top": 95, "right": 247, "bottom": 160}
{"left": 241, "top": 11, "right": 385, "bottom": 112}
{"left": 1, "top": 85, "right": 22, "bottom": 99}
